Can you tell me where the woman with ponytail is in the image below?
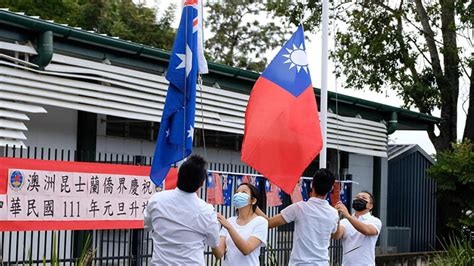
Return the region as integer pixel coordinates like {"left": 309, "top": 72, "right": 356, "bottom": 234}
{"left": 212, "top": 183, "right": 268, "bottom": 265}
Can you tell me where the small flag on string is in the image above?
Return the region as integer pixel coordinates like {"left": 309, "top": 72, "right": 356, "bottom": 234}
{"left": 236, "top": 175, "right": 243, "bottom": 187}
{"left": 290, "top": 180, "right": 303, "bottom": 203}
{"left": 222, "top": 174, "right": 233, "bottom": 206}
{"left": 207, "top": 173, "right": 224, "bottom": 205}
{"left": 340, "top": 182, "right": 350, "bottom": 206}
{"left": 266, "top": 181, "right": 282, "bottom": 207}
{"left": 326, "top": 182, "right": 341, "bottom": 206}
{"left": 301, "top": 180, "right": 310, "bottom": 201}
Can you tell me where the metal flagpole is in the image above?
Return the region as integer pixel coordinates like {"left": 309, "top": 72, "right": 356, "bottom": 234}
{"left": 319, "top": 0, "right": 329, "bottom": 169}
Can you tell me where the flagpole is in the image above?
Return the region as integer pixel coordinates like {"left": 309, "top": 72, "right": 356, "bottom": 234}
{"left": 319, "top": 0, "right": 329, "bottom": 169}
{"left": 183, "top": 3, "right": 188, "bottom": 160}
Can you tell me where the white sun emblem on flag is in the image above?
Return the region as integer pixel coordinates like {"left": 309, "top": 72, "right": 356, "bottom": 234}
{"left": 282, "top": 43, "right": 309, "bottom": 73}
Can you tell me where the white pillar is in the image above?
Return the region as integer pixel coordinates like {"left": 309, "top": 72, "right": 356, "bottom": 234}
{"left": 319, "top": 0, "right": 329, "bottom": 169}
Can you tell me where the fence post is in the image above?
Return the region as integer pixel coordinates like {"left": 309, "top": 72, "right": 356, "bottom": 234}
{"left": 131, "top": 229, "right": 143, "bottom": 265}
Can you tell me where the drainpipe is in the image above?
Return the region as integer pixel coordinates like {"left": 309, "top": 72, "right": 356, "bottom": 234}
{"left": 31, "top": 31, "right": 53, "bottom": 69}
{"left": 387, "top": 112, "right": 398, "bottom": 134}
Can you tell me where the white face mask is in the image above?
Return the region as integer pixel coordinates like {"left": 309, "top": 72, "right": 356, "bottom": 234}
{"left": 233, "top": 192, "right": 250, "bottom": 208}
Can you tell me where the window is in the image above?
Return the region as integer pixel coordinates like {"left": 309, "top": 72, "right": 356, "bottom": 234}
{"left": 105, "top": 116, "right": 159, "bottom": 140}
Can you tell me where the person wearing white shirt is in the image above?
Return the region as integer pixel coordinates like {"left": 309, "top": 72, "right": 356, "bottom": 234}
{"left": 212, "top": 183, "right": 268, "bottom": 266}
{"left": 144, "top": 155, "right": 220, "bottom": 265}
{"left": 256, "top": 169, "right": 341, "bottom": 266}
{"left": 334, "top": 191, "right": 382, "bottom": 266}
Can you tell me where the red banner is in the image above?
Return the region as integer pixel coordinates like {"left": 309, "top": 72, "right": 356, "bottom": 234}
{"left": 0, "top": 158, "right": 176, "bottom": 231}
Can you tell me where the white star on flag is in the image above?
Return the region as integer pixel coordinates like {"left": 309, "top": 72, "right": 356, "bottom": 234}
{"left": 175, "top": 44, "right": 193, "bottom": 77}
{"left": 166, "top": 129, "right": 170, "bottom": 138}
{"left": 187, "top": 125, "right": 194, "bottom": 140}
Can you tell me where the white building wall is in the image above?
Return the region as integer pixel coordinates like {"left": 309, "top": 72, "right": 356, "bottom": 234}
{"left": 95, "top": 135, "right": 156, "bottom": 158}
{"left": 23, "top": 105, "right": 77, "bottom": 151}
{"left": 348, "top": 153, "right": 374, "bottom": 197}
{"left": 96, "top": 115, "right": 245, "bottom": 166}
{"left": 193, "top": 147, "right": 247, "bottom": 168}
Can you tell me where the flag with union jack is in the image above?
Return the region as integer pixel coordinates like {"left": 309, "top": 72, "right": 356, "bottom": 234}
{"left": 150, "top": 0, "right": 207, "bottom": 186}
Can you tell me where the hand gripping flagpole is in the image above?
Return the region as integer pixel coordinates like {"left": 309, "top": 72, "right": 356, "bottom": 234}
{"left": 319, "top": 0, "right": 329, "bottom": 169}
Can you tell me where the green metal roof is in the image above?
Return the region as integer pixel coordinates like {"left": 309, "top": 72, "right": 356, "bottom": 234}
{"left": 0, "top": 9, "right": 442, "bottom": 130}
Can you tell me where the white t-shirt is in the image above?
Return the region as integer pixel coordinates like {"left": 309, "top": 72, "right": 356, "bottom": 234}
{"left": 144, "top": 188, "right": 220, "bottom": 265}
{"left": 219, "top": 216, "right": 268, "bottom": 266}
{"left": 281, "top": 197, "right": 339, "bottom": 266}
{"left": 340, "top": 213, "right": 382, "bottom": 266}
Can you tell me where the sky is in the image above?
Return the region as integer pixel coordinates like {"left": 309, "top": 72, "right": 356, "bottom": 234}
{"left": 140, "top": 0, "right": 473, "bottom": 156}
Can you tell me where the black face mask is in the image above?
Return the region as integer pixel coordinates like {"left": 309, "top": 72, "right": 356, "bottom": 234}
{"left": 352, "top": 198, "right": 368, "bottom": 211}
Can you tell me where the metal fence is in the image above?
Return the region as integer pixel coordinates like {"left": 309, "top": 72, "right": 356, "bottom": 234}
{"left": 1, "top": 145, "right": 342, "bottom": 265}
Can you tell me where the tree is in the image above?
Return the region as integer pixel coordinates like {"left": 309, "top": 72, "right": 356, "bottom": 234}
{"left": 267, "top": 0, "right": 472, "bottom": 152}
{"left": 267, "top": 0, "right": 473, "bottom": 240}
{"left": 0, "top": 0, "right": 176, "bottom": 50}
{"left": 205, "top": 0, "right": 290, "bottom": 72}
{"left": 327, "top": 1, "right": 473, "bottom": 240}
{"left": 331, "top": 0, "right": 473, "bottom": 153}
{"left": 428, "top": 140, "right": 474, "bottom": 229}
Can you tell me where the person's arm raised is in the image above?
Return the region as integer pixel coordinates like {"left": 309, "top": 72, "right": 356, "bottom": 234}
{"left": 335, "top": 202, "right": 378, "bottom": 236}
{"left": 217, "top": 213, "right": 262, "bottom": 255}
{"left": 255, "top": 206, "right": 287, "bottom": 229}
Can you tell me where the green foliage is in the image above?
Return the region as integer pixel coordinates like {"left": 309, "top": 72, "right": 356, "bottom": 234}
{"left": 205, "top": 0, "right": 290, "bottom": 72}
{"left": 77, "top": 233, "right": 95, "bottom": 266}
{"left": 331, "top": 1, "right": 448, "bottom": 114}
{"left": 428, "top": 140, "right": 474, "bottom": 228}
{"left": 0, "top": 0, "right": 176, "bottom": 50}
{"left": 266, "top": 0, "right": 321, "bottom": 33}
{"left": 269, "top": 1, "right": 473, "bottom": 153}
{"left": 0, "top": 0, "right": 80, "bottom": 23}
{"left": 431, "top": 236, "right": 474, "bottom": 266}
{"left": 22, "top": 232, "right": 94, "bottom": 266}
{"left": 259, "top": 0, "right": 474, "bottom": 158}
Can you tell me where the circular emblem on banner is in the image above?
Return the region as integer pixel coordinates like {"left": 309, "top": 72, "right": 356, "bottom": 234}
{"left": 9, "top": 170, "right": 24, "bottom": 191}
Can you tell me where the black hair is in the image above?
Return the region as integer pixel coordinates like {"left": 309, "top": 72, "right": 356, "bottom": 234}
{"left": 237, "top": 183, "right": 260, "bottom": 213}
{"left": 312, "top": 168, "right": 335, "bottom": 196}
{"left": 360, "top": 191, "right": 375, "bottom": 209}
{"left": 177, "top": 155, "right": 207, "bottom": 193}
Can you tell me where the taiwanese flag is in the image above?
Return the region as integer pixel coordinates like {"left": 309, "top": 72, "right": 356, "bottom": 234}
{"left": 241, "top": 25, "right": 323, "bottom": 194}
{"left": 266, "top": 180, "right": 283, "bottom": 207}
{"left": 326, "top": 181, "right": 340, "bottom": 207}
{"left": 164, "top": 167, "right": 178, "bottom": 190}
{"left": 290, "top": 180, "right": 303, "bottom": 203}
{"left": 207, "top": 173, "right": 224, "bottom": 205}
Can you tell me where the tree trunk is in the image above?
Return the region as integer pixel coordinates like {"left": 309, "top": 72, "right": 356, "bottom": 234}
{"left": 463, "top": 59, "right": 474, "bottom": 143}
{"left": 430, "top": 0, "right": 461, "bottom": 244}
{"left": 425, "top": 0, "right": 459, "bottom": 153}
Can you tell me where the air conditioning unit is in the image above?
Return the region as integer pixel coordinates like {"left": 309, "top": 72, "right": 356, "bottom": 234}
{"left": 384, "top": 226, "right": 411, "bottom": 253}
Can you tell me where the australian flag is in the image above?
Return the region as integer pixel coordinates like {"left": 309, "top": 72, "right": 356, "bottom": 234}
{"left": 340, "top": 183, "right": 350, "bottom": 206}
{"left": 150, "top": 0, "right": 208, "bottom": 186}
{"left": 223, "top": 175, "right": 233, "bottom": 206}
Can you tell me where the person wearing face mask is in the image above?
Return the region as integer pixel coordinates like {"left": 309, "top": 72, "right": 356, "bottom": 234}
{"left": 211, "top": 183, "right": 268, "bottom": 265}
{"left": 255, "top": 169, "right": 340, "bottom": 266}
{"left": 333, "top": 191, "right": 382, "bottom": 266}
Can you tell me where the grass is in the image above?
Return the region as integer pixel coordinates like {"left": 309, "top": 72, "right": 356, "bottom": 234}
{"left": 431, "top": 236, "right": 473, "bottom": 266}
{"left": 18, "top": 232, "right": 95, "bottom": 266}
